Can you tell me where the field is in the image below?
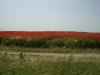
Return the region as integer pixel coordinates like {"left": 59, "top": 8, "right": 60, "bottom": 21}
{"left": 0, "top": 31, "right": 100, "bottom": 75}
{"left": 0, "top": 50, "right": 100, "bottom": 75}
{"left": 0, "top": 31, "right": 100, "bottom": 48}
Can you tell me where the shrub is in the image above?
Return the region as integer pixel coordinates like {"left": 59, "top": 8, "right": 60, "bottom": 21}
{"left": 0, "top": 36, "right": 3, "bottom": 44}
{"left": 24, "top": 37, "right": 48, "bottom": 48}
{"left": 87, "top": 39, "right": 100, "bottom": 48}
{"left": 0, "top": 36, "right": 100, "bottom": 48}
{"left": 1, "top": 37, "right": 11, "bottom": 46}
{"left": 51, "top": 37, "right": 65, "bottom": 47}
{"left": 64, "top": 37, "right": 79, "bottom": 48}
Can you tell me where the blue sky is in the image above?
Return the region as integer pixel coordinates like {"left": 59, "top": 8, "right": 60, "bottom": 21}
{"left": 0, "top": 0, "right": 100, "bottom": 32}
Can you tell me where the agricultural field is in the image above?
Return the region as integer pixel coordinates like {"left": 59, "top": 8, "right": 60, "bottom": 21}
{"left": 0, "top": 31, "right": 100, "bottom": 75}
{"left": 0, "top": 31, "right": 100, "bottom": 48}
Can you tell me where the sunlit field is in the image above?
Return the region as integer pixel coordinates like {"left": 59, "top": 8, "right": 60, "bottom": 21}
{"left": 0, "top": 31, "right": 100, "bottom": 75}
{"left": 0, "top": 51, "right": 100, "bottom": 75}
{"left": 0, "top": 31, "right": 100, "bottom": 48}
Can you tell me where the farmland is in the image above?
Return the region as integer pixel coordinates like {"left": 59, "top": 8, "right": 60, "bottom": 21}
{"left": 0, "top": 31, "right": 100, "bottom": 75}
{"left": 0, "top": 31, "right": 100, "bottom": 48}
{"left": 0, "top": 31, "right": 100, "bottom": 39}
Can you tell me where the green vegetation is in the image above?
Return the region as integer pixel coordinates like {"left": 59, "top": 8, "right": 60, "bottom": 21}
{"left": 0, "top": 36, "right": 100, "bottom": 48}
{"left": 0, "top": 52, "right": 100, "bottom": 75}
{"left": 0, "top": 32, "right": 100, "bottom": 75}
{"left": 0, "top": 45, "right": 100, "bottom": 53}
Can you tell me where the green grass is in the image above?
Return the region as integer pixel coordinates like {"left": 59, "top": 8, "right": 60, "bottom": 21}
{"left": 0, "top": 45, "right": 100, "bottom": 53}
{"left": 0, "top": 53, "right": 100, "bottom": 75}
{"left": 0, "top": 36, "right": 100, "bottom": 75}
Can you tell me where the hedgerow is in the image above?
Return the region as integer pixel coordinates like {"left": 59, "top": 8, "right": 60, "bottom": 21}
{"left": 0, "top": 36, "right": 100, "bottom": 48}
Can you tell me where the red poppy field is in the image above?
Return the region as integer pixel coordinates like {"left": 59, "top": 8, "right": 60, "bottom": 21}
{"left": 0, "top": 31, "right": 100, "bottom": 48}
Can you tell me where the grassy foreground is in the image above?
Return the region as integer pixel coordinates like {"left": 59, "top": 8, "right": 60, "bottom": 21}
{"left": 0, "top": 45, "right": 100, "bottom": 75}
{"left": 0, "top": 45, "right": 100, "bottom": 53}
{"left": 0, "top": 52, "right": 100, "bottom": 75}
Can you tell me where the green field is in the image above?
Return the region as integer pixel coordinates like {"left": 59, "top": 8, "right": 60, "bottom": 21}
{"left": 0, "top": 45, "right": 100, "bottom": 75}
{"left": 0, "top": 51, "right": 100, "bottom": 75}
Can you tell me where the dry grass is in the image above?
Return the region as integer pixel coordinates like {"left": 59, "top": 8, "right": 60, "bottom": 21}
{"left": 0, "top": 45, "right": 100, "bottom": 75}
{"left": 0, "top": 52, "right": 100, "bottom": 75}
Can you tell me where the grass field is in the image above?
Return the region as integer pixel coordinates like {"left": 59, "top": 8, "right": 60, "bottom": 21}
{"left": 0, "top": 45, "right": 100, "bottom": 53}
{"left": 0, "top": 51, "right": 100, "bottom": 75}
{"left": 0, "top": 46, "right": 100, "bottom": 75}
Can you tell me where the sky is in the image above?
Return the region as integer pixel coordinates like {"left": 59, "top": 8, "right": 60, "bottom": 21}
{"left": 0, "top": 0, "right": 100, "bottom": 32}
